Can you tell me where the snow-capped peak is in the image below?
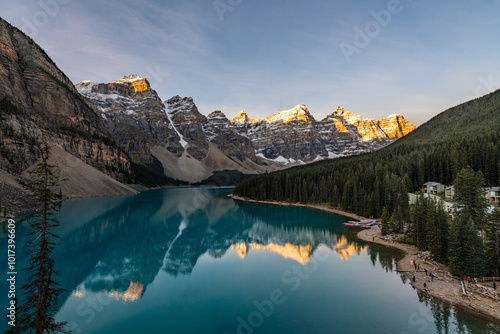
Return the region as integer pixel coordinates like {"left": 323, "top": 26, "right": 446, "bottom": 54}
{"left": 114, "top": 75, "right": 150, "bottom": 93}
{"left": 233, "top": 110, "right": 249, "bottom": 124}
{"left": 265, "top": 104, "right": 313, "bottom": 124}
{"left": 75, "top": 80, "right": 96, "bottom": 92}
{"left": 165, "top": 96, "right": 196, "bottom": 116}
{"left": 116, "top": 74, "right": 145, "bottom": 83}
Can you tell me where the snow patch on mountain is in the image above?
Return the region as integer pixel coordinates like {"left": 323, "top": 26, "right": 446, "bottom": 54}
{"left": 165, "top": 107, "right": 188, "bottom": 148}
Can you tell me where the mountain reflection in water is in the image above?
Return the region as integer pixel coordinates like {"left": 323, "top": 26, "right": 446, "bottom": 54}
{"left": 47, "top": 188, "right": 374, "bottom": 303}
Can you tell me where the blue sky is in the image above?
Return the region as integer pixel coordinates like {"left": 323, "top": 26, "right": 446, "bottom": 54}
{"left": 1, "top": 0, "right": 500, "bottom": 125}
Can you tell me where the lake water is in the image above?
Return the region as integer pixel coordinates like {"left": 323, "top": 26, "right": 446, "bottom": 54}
{"left": 1, "top": 187, "right": 499, "bottom": 333}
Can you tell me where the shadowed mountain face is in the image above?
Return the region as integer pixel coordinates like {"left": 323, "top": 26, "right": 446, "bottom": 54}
{"left": 0, "top": 18, "right": 130, "bottom": 181}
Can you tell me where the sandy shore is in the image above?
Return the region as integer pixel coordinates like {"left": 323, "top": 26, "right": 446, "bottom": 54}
{"left": 230, "top": 195, "right": 500, "bottom": 323}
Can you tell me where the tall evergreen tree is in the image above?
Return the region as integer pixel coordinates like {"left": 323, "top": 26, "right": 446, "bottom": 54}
{"left": 449, "top": 212, "right": 486, "bottom": 277}
{"left": 411, "top": 195, "right": 429, "bottom": 250}
{"left": 485, "top": 207, "right": 500, "bottom": 276}
{"left": 465, "top": 220, "right": 487, "bottom": 277}
{"left": 381, "top": 207, "right": 390, "bottom": 236}
{"left": 435, "top": 202, "right": 450, "bottom": 262}
{"left": 426, "top": 201, "right": 450, "bottom": 262}
{"left": 454, "top": 166, "right": 489, "bottom": 239}
{"left": 426, "top": 201, "right": 438, "bottom": 257}
{"left": 448, "top": 214, "right": 468, "bottom": 276}
{"left": 391, "top": 209, "right": 403, "bottom": 234}
{"left": 17, "top": 142, "right": 69, "bottom": 334}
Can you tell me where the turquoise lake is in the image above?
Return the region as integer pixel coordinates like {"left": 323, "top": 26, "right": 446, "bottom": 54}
{"left": 1, "top": 187, "right": 500, "bottom": 333}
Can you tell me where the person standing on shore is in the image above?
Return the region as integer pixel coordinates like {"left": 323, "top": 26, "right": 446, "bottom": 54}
{"left": 413, "top": 260, "right": 417, "bottom": 270}
{"left": 467, "top": 276, "right": 471, "bottom": 285}
{"left": 493, "top": 281, "right": 496, "bottom": 291}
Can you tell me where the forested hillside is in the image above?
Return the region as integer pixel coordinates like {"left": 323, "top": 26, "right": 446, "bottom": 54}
{"left": 234, "top": 89, "right": 500, "bottom": 219}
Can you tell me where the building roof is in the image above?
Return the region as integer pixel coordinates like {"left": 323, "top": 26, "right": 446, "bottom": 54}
{"left": 424, "top": 182, "right": 442, "bottom": 187}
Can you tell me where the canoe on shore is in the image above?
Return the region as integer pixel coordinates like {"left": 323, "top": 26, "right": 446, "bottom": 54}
{"left": 344, "top": 221, "right": 375, "bottom": 229}
{"left": 344, "top": 220, "right": 383, "bottom": 229}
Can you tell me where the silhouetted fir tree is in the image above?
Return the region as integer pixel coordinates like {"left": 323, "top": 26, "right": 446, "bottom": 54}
{"left": 16, "top": 142, "right": 70, "bottom": 334}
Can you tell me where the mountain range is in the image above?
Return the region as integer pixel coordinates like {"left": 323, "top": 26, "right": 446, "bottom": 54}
{"left": 0, "top": 17, "right": 415, "bottom": 216}
{"left": 76, "top": 75, "right": 416, "bottom": 182}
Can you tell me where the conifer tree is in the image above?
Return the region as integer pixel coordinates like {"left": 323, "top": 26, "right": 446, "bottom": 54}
{"left": 485, "top": 207, "right": 500, "bottom": 276}
{"left": 465, "top": 220, "right": 487, "bottom": 277}
{"left": 454, "top": 166, "right": 488, "bottom": 240}
{"left": 435, "top": 202, "right": 450, "bottom": 262}
{"left": 17, "top": 142, "right": 69, "bottom": 334}
{"left": 426, "top": 201, "right": 450, "bottom": 262}
{"left": 392, "top": 209, "right": 403, "bottom": 234}
{"left": 448, "top": 214, "right": 467, "bottom": 276}
{"left": 411, "top": 195, "right": 429, "bottom": 250}
{"left": 426, "top": 201, "right": 438, "bottom": 257}
{"left": 381, "top": 207, "right": 390, "bottom": 236}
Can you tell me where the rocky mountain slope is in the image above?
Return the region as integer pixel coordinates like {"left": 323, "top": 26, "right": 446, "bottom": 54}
{"left": 0, "top": 17, "right": 140, "bottom": 216}
{"left": 76, "top": 80, "right": 277, "bottom": 183}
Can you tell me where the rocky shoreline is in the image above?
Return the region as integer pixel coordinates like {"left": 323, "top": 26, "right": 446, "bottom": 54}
{"left": 230, "top": 195, "right": 500, "bottom": 323}
{"left": 358, "top": 227, "right": 500, "bottom": 323}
